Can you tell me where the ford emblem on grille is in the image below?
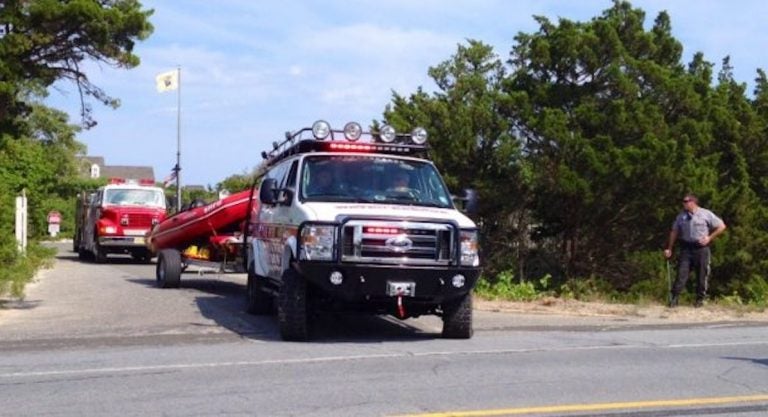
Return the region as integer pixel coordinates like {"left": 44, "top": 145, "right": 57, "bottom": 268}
{"left": 385, "top": 235, "right": 413, "bottom": 252}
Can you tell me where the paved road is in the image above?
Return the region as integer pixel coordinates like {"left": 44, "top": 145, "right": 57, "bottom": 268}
{"left": 1, "top": 243, "right": 767, "bottom": 416}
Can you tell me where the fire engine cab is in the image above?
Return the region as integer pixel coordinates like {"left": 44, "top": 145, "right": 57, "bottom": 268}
{"left": 74, "top": 178, "right": 167, "bottom": 263}
{"left": 246, "top": 121, "right": 481, "bottom": 341}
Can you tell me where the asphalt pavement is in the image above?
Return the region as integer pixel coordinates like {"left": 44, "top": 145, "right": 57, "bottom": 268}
{"left": 1, "top": 242, "right": 767, "bottom": 416}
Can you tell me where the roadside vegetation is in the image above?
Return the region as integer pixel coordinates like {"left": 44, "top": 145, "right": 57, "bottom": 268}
{"left": 0, "top": 1, "right": 154, "bottom": 298}
{"left": 384, "top": 1, "right": 768, "bottom": 308}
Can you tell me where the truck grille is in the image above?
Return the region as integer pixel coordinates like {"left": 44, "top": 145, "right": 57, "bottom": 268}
{"left": 125, "top": 213, "right": 153, "bottom": 228}
{"left": 341, "top": 220, "right": 454, "bottom": 266}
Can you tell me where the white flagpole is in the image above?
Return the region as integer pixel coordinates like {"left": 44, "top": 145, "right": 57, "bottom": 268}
{"left": 175, "top": 66, "right": 182, "bottom": 211}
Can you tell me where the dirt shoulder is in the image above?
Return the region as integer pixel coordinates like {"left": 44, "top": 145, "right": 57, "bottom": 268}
{"left": 475, "top": 296, "right": 768, "bottom": 327}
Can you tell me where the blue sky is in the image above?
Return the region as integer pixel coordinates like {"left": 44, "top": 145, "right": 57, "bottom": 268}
{"left": 47, "top": 0, "right": 768, "bottom": 188}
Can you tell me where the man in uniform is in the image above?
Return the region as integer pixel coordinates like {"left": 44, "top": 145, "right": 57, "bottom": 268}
{"left": 663, "top": 193, "right": 726, "bottom": 307}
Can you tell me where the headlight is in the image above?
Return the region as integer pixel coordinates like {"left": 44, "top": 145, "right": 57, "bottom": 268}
{"left": 460, "top": 230, "right": 479, "bottom": 267}
{"left": 379, "top": 124, "right": 396, "bottom": 143}
{"left": 100, "top": 225, "right": 118, "bottom": 234}
{"left": 343, "top": 122, "right": 362, "bottom": 141}
{"left": 312, "top": 120, "right": 331, "bottom": 140}
{"left": 299, "top": 225, "right": 335, "bottom": 261}
{"left": 411, "top": 127, "right": 428, "bottom": 145}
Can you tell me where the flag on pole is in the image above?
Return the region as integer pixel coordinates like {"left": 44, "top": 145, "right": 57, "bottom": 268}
{"left": 155, "top": 69, "right": 179, "bottom": 93}
{"left": 162, "top": 170, "right": 177, "bottom": 188}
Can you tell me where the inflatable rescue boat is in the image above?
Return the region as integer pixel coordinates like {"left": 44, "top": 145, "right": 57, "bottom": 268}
{"left": 147, "top": 190, "right": 254, "bottom": 253}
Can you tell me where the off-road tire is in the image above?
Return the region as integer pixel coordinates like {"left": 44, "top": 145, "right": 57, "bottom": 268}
{"left": 156, "top": 249, "right": 182, "bottom": 288}
{"left": 441, "top": 292, "right": 473, "bottom": 339}
{"left": 246, "top": 265, "right": 274, "bottom": 315}
{"left": 277, "top": 268, "right": 310, "bottom": 341}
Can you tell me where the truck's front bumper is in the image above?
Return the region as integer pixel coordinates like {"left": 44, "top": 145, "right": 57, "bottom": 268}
{"left": 296, "top": 261, "right": 480, "bottom": 305}
{"left": 98, "top": 236, "right": 148, "bottom": 248}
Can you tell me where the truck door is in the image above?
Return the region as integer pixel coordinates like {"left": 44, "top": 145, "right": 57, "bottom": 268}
{"left": 253, "top": 160, "right": 291, "bottom": 279}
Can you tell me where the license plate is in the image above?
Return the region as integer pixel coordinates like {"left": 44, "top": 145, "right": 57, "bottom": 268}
{"left": 386, "top": 281, "right": 415, "bottom": 297}
{"left": 133, "top": 237, "right": 145, "bottom": 244}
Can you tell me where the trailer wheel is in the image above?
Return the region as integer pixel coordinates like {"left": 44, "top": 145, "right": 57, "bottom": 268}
{"left": 246, "top": 265, "right": 274, "bottom": 315}
{"left": 277, "top": 268, "right": 310, "bottom": 341}
{"left": 156, "top": 249, "right": 182, "bottom": 288}
{"left": 441, "top": 292, "right": 473, "bottom": 339}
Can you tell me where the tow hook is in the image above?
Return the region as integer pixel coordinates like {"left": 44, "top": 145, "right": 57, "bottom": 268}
{"left": 396, "top": 295, "right": 406, "bottom": 318}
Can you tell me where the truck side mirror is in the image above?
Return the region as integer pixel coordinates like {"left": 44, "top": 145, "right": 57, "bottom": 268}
{"left": 463, "top": 188, "right": 479, "bottom": 215}
{"left": 259, "top": 178, "right": 278, "bottom": 204}
{"left": 451, "top": 188, "right": 478, "bottom": 215}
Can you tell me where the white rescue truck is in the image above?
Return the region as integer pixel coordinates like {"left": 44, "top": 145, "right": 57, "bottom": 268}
{"left": 245, "top": 121, "right": 481, "bottom": 341}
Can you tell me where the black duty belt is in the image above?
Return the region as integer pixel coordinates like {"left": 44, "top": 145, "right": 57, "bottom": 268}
{"left": 679, "top": 240, "right": 705, "bottom": 249}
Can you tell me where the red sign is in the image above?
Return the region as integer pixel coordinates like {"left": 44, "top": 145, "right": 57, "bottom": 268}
{"left": 47, "top": 211, "right": 62, "bottom": 224}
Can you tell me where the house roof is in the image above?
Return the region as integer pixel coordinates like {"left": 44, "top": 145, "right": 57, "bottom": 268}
{"left": 84, "top": 156, "right": 105, "bottom": 166}
{"left": 102, "top": 165, "right": 155, "bottom": 182}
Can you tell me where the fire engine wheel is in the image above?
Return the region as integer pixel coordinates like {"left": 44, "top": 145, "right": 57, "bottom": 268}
{"left": 72, "top": 230, "right": 79, "bottom": 253}
{"left": 77, "top": 248, "right": 91, "bottom": 261}
{"left": 156, "top": 249, "right": 182, "bottom": 289}
{"left": 93, "top": 241, "right": 107, "bottom": 263}
{"left": 277, "top": 268, "right": 310, "bottom": 341}
{"left": 246, "top": 265, "right": 274, "bottom": 315}
{"left": 441, "top": 292, "right": 474, "bottom": 339}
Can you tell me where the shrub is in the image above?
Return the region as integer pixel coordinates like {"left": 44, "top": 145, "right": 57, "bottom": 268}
{"left": 475, "top": 270, "right": 546, "bottom": 301}
{"left": 0, "top": 242, "right": 55, "bottom": 298}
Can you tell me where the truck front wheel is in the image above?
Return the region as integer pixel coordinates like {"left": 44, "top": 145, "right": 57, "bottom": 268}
{"left": 277, "top": 268, "right": 310, "bottom": 341}
{"left": 441, "top": 292, "right": 473, "bottom": 339}
{"left": 156, "top": 249, "right": 182, "bottom": 288}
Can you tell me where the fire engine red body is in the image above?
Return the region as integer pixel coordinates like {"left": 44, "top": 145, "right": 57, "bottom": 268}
{"left": 74, "top": 178, "right": 167, "bottom": 262}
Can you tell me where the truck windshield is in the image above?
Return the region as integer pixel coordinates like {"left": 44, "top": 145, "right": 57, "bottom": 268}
{"left": 104, "top": 188, "right": 165, "bottom": 208}
{"left": 301, "top": 155, "right": 454, "bottom": 208}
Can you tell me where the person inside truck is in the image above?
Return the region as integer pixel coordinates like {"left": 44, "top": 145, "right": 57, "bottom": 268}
{"left": 308, "top": 165, "right": 342, "bottom": 196}
{"left": 389, "top": 170, "right": 411, "bottom": 190}
{"left": 385, "top": 169, "right": 420, "bottom": 201}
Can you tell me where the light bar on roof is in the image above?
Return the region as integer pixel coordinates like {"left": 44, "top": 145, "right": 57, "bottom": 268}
{"left": 328, "top": 142, "right": 413, "bottom": 154}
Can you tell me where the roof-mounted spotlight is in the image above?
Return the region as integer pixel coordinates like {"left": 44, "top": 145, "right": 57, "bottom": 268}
{"left": 343, "top": 122, "right": 362, "bottom": 141}
{"left": 312, "top": 120, "right": 331, "bottom": 140}
{"left": 261, "top": 151, "right": 269, "bottom": 159}
{"left": 272, "top": 141, "right": 279, "bottom": 150}
{"left": 411, "top": 127, "right": 428, "bottom": 145}
{"left": 379, "top": 124, "right": 396, "bottom": 143}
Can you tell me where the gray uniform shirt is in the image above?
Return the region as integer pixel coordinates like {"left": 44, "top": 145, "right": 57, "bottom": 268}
{"left": 672, "top": 208, "right": 724, "bottom": 243}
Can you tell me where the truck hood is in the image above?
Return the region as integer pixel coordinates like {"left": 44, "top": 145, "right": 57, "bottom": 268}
{"left": 302, "top": 202, "right": 477, "bottom": 228}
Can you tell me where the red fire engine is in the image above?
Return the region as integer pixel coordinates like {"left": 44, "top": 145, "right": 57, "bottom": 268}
{"left": 74, "top": 178, "right": 167, "bottom": 262}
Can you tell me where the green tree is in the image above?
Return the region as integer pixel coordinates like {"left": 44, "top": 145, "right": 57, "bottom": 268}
{"left": 0, "top": 0, "right": 153, "bottom": 132}
{"left": 384, "top": 1, "right": 768, "bottom": 302}
{"left": 384, "top": 40, "right": 529, "bottom": 279}
{"left": 501, "top": 1, "right": 726, "bottom": 286}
